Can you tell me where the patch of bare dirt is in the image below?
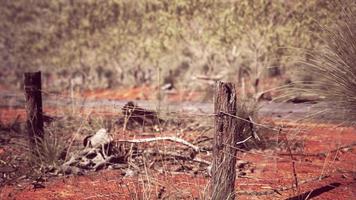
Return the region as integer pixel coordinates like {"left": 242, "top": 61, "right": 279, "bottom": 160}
{"left": 1, "top": 119, "right": 355, "bottom": 200}
{"left": 0, "top": 86, "right": 355, "bottom": 200}
{"left": 81, "top": 86, "right": 205, "bottom": 102}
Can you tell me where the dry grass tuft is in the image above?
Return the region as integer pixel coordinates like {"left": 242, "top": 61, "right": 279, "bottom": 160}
{"left": 287, "top": 4, "right": 356, "bottom": 123}
{"left": 30, "top": 132, "right": 67, "bottom": 169}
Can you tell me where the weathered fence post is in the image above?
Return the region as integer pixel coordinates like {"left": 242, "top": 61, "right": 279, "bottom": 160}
{"left": 209, "top": 81, "right": 240, "bottom": 200}
{"left": 24, "top": 71, "right": 44, "bottom": 152}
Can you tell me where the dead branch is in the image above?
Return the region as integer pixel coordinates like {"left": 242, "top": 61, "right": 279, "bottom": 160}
{"left": 193, "top": 74, "right": 223, "bottom": 81}
{"left": 282, "top": 132, "right": 299, "bottom": 191}
{"left": 237, "top": 175, "right": 330, "bottom": 196}
{"left": 193, "top": 136, "right": 213, "bottom": 145}
{"left": 116, "top": 136, "right": 200, "bottom": 152}
{"left": 324, "top": 142, "right": 356, "bottom": 154}
{"left": 278, "top": 142, "right": 356, "bottom": 158}
{"left": 236, "top": 136, "right": 253, "bottom": 145}
{"left": 145, "top": 149, "right": 210, "bottom": 165}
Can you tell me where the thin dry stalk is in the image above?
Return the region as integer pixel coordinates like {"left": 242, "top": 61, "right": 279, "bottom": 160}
{"left": 65, "top": 110, "right": 93, "bottom": 160}
{"left": 282, "top": 132, "right": 300, "bottom": 194}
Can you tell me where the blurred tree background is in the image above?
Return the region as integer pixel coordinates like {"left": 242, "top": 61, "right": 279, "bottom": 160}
{"left": 0, "top": 0, "right": 349, "bottom": 92}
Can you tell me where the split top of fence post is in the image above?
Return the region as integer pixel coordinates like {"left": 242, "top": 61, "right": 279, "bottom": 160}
{"left": 24, "top": 71, "right": 44, "bottom": 152}
{"left": 209, "top": 81, "right": 240, "bottom": 200}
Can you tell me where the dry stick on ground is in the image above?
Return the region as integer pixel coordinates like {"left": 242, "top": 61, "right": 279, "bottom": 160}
{"left": 318, "top": 142, "right": 356, "bottom": 156}
{"left": 237, "top": 175, "right": 330, "bottom": 196}
{"left": 282, "top": 130, "right": 300, "bottom": 193}
{"left": 116, "top": 136, "right": 208, "bottom": 168}
{"left": 278, "top": 142, "right": 356, "bottom": 157}
{"left": 116, "top": 136, "right": 200, "bottom": 152}
{"left": 145, "top": 149, "right": 211, "bottom": 166}
{"left": 220, "top": 111, "right": 280, "bottom": 131}
{"left": 329, "top": 142, "right": 356, "bottom": 153}
{"left": 193, "top": 136, "right": 213, "bottom": 145}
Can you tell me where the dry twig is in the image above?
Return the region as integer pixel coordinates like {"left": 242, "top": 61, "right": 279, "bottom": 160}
{"left": 237, "top": 175, "right": 330, "bottom": 196}
{"left": 116, "top": 136, "right": 200, "bottom": 152}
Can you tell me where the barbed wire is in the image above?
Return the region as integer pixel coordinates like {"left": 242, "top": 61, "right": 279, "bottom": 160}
{"left": 3, "top": 90, "right": 354, "bottom": 188}
{"left": 1, "top": 88, "right": 340, "bottom": 134}
{"left": 3, "top": 87, "right": 355, "bottom": 196}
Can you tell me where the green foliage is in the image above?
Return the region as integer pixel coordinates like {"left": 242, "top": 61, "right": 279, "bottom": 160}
{"left": 0, "top": 0, "right": 347, "bottom": 90}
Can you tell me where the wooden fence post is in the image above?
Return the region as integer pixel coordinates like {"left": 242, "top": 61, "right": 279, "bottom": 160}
{"left": 209, "top": 81, "right": 240, "bottom": 200}
{"left": 24, "top": 71, "right": 44, "bottom": 152}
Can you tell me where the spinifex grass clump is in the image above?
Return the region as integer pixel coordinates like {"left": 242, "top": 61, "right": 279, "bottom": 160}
{"left": 30, "top": 132, "right": 67, "bottom": 169}
{"left": 292, "top": 6, "right": 356, "bottom": 123}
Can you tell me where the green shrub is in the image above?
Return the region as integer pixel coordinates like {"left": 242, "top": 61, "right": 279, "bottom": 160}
{"left": 0, "top": 0, "right": 347, "bottom": 91}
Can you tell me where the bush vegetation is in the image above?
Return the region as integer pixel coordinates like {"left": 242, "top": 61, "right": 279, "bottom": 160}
{"left": 290, "top": 3, "right": 356, "bottom": 123}
{"left": 0, "top": 0, "right": 347, "bottom": 91}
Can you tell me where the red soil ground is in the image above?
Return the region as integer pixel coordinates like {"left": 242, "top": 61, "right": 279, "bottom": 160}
{"left": 0, "top": 86, "right": 355, "bottom": 200}
{"left": 1, "top": 112, "right": 355, "bottom": 199}
{"left": 81, "top": 85, "right": 204, "bottom": 102}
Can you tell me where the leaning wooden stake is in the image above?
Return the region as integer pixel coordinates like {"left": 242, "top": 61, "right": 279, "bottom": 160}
{"left": 24, "top": 71, "right": 44, "bottom": 152}
{"left": 209, "top": 81, "right": 240, "bottom": 200}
